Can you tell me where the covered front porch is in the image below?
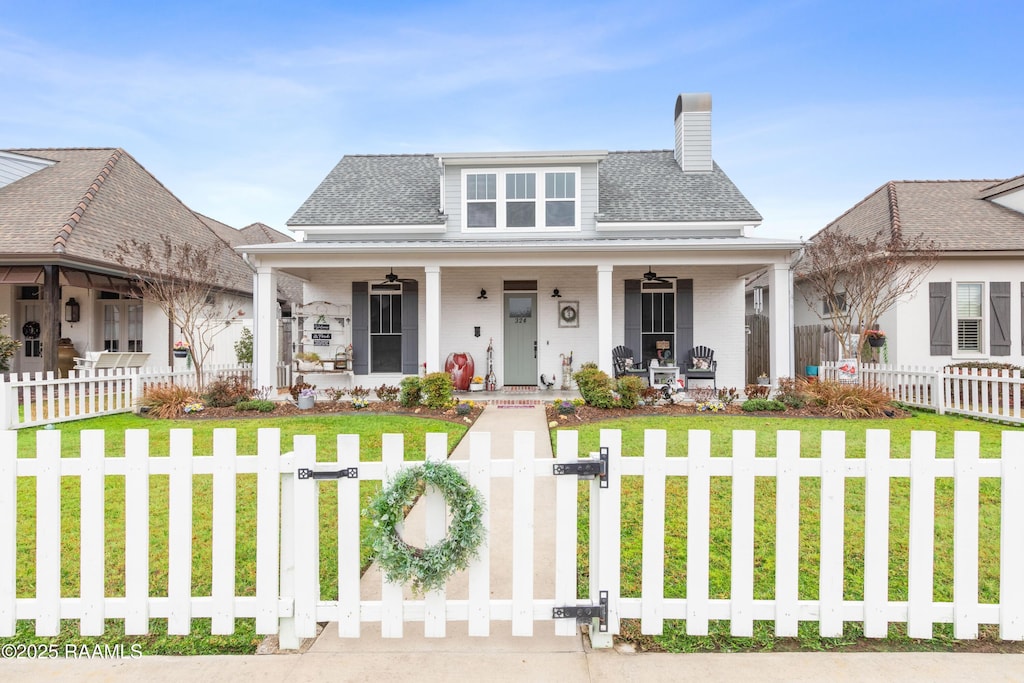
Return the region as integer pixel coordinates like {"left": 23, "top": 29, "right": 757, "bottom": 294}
{"left": 243, "top": 240, "right": 795, "bottom": 395}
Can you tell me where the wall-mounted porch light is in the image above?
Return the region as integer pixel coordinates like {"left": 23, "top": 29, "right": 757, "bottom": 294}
{"left": 65, "top": 297, "right": 81, "bottom": 322}
{"left": 477, "top": 289, "right": 488, "bottom": 300}
{"left": 551, "top": 288, "right": 561, "bottom": 298}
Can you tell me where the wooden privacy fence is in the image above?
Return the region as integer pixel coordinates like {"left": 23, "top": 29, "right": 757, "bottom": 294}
{"left": 820, "top": 363, "right": 1024, "bottom": 425}
{"left": 0, "top": 363, "right": 291, "bottom": 430}
{"left": 1, "top": 428, "right": 1022, "bottom": 646}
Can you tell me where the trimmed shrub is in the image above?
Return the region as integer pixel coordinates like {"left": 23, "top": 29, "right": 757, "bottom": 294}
{"left": 573, "top": 366, "right": 615, "bottom": 409}
{"left": 775, "top": 376, "right": 811, "bottom": 409}
{"left": 235, "top": 399, "right": 276, "bottom": 412}
{"left": 616, "top": 375, "right": 646, "bottom": 409}
{"left": 421, "top": 372, "right": 455, "bottom": 409}
{"left": 375, "top": 384, "right": 400, "bottom": 402}
{"left": 742, "top": 398, "right": 786, "bottom": 412}
{"left": 744, "top": 384, "right": 771, "bottom": 400}
{"left": 323, "top": 387, "right": 348, "bottom": 403}
{"left": 350, "top": 385, "right": 371, "bottom": 400}
{"left": 399, "top": 376, "right": 422, "bottom": 407}
{"left": 203, "top": 375, "right": 252, "bottom": 407}
{"left": 717, "top": 387, "right": 740, "bottom": 406}
{"left": 142, "top": 384, "right": 201, "bottom": 419}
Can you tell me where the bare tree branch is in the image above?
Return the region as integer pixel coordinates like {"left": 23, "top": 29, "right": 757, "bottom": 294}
{"left": 106, "top": 235, "right": 241, "bottom": 388}
{"left": 794, "top": 226, "right": 939, "bottom": 359}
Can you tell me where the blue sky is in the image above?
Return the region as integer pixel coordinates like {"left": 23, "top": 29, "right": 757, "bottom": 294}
{"left": 2, "top": 0, "right": 1021, "bottom": 240}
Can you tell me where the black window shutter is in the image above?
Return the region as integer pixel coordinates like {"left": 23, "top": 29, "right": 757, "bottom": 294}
{"left": 352, "top": 282, "right": 368, "bottom": 375}
{"left": 676, "top": 279, "right": 694, "bottom": 360}
{"left": 401, "top": 279, "right": 419, "bottom": 374}
{"left": 624, "top": 280, "right": 641, "bottom": 359}
{"left": 928, "top": 282, "right": 951, "bottom": 355}
{"left": 989, "top": 281, "right": 1010, "bottom": 356}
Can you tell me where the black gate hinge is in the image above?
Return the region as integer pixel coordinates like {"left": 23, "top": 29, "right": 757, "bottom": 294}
{"left": 298, "top": 467, "right": 358, "bottom": 480}
{"left": 552, "top": 590, "right": 608, "bottom": 632}
{"left": 552, "top": 446, "right": 608, "bottom": 488}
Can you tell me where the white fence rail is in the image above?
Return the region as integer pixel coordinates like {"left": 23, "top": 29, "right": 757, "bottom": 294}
{"left": 0, "top": 363, "right": 291, "bottom": 430}
{"left": 820, "top": 363, "right": 1024, "bottom": 424}
{"left": 2, "top": 427, "right": 1022, "bottom": 645}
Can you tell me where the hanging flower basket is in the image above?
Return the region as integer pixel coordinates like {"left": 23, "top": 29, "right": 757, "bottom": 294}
{"left": 173, "top": 349, "right": 189, "bottom": 358}
{"left": 864, "top": 329, "right": 886, "bottom": 348}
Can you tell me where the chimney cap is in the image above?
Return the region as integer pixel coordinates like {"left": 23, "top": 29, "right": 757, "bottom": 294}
{"left": 675, "top": 93, "right": 712, "bottom": 119}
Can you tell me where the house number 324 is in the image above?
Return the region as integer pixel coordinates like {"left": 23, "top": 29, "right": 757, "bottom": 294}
{"left": 514, "top": 317, "right": 528, "bottom": 324}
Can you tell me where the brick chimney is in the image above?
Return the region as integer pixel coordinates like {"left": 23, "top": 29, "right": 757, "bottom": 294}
{"left": 673, "top": 93, "right": 712, "bottom": 172}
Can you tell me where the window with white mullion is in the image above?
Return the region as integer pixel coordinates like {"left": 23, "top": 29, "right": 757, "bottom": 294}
{"left": 466, "top": 173, "right": 497, "bottom": 228}
{"left": 506, "top": 172, "right": 536, "bottom": 228}
{"left": 956, "top": 282, "right": 983, "bottom": 352}
{"left": 545, "top": 172, "right": 576, "bottom": 227}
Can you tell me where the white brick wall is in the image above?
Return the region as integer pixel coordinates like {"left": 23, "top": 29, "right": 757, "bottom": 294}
{"left": 302, "top": 266, "right": 747, "bottom": 389}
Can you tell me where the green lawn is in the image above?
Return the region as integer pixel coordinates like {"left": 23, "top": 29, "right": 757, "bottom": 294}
{"left": 5, "top": 412, "right": 469, "bottom": 655}
{"left": 564, "top": 410, "right": 1022, "bottom": 652}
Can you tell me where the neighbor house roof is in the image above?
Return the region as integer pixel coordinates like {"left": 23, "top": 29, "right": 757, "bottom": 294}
{"left": 287, "top": 150, "right": 761, "bottom": 227}
{"left": 0, "top": 148, "right": 266, "bottom": 295}
{"left": 810, "top": 178, "right": 1024, "bottom": 251}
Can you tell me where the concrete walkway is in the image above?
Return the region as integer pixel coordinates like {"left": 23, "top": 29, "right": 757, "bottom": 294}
{"left": 4, "top": 404, "right": 1023, "bottom": 681}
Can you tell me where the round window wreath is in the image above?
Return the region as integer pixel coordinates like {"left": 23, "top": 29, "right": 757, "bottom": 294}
{"left": 366, "top": 461, "right": 486, "bottom": 595}
{"left": 22, "top": 321, "right": 41, "bottom": 339}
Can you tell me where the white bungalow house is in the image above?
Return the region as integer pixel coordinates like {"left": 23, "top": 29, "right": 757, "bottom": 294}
{"left": 241, "top": 94, "right": 802, "bottom": 392}
{"left": 0, "top": 147, "right": 299, "bottom": 375}
{"left": 793, "top": 174, "right": 1024, "bottom": 368}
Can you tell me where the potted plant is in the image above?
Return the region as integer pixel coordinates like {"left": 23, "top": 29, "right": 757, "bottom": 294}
{"left": 297, "top": 387, "right": 317, "bottom": 410}
{"left": 757, "top": 373, "right": 770, "bottom": 386}
{"left": 173, "top": 340, "right": 190, "bottom": 358}
{"left": 469, "top": 375, "right": 484, "bottom": 392}
{"left": 864, "top": 329, "right": 886, "bottom": 348}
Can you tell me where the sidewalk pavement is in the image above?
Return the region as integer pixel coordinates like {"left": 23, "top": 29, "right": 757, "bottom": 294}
{"left": 3, "top": 404, "right": 1022, "bottom": 681}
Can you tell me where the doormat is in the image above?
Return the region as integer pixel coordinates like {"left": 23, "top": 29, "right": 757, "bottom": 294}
{"left": 495, "top": 403, "right": 539, "bottom": 408}
{"left": 502, "top": 385, "right": 537, "bottom": 393}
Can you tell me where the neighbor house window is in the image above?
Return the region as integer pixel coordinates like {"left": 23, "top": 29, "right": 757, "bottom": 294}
{"left": 823, "top": 293, "right": 847, "bottom": 316}
{"left": 956, "top": 282, "right": 983, "bottom": 352}
{"left": 463, "top": 168, "right": 579, "bottom": 231}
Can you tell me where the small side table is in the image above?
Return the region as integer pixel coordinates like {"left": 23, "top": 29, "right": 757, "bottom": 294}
{"left": 649, "top": 365, "right": 680, "bottom": 392}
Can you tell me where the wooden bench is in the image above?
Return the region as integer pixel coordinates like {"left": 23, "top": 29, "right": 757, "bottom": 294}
{"left": 73, "top": 351, "right": 151, "bottom": 371}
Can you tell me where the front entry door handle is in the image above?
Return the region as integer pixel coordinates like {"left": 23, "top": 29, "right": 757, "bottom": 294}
{"left": 534, "top": 340, "right": 537, "bottom": 359}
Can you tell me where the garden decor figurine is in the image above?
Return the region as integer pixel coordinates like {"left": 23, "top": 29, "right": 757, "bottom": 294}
{"left": 560, "top": 351, "right": 574, "bottom": 390}
{"left": 444, "top": 351, "right": 475, "bottom": 391}
{"left": 485, "top": 338, "right": 497, "bottom": 391}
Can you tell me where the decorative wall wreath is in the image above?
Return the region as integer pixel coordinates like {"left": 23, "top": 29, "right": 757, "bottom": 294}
{"left": 558, "top": 301, "right": 579, "bottom": 328}
{"left": 21, "top": 321, "right": 41, "bottom": 339}
{"left": 366, "top": 461, "right": 485, "bottom": 595}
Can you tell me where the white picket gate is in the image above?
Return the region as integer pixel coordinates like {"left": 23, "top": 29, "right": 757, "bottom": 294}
{"left": 1, "top": 427, "right": 1022, "bottom": 646}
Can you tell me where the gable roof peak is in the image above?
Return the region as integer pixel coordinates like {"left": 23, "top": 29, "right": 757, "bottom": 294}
{"left": 52, "top": 148, "right": 125, "bottom": 254}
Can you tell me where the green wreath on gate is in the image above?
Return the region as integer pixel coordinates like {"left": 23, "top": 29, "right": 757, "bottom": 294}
{"left": 365, "top": 461, "right": 486, "bottom": 595}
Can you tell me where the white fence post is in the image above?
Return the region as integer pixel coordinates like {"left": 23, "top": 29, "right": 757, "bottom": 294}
{"left": 0, "top": 377, "right": 10, "bottom": 430}
{"left": 255, "top": 428, "right": 281, "bottom": 636}
{"left": 0, "top": 431, "right": 17, "bottom": 636}
{"left": 591, "top": 428, "right": 621, "bottom": 648}
{"left": 1000, "top": 432, "right": 1024, "bottom": 640}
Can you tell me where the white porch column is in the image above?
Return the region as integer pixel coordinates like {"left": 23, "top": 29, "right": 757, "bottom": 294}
{"left": 597, "top": 265, "right": 614, "bottom": 376}
{"left": 253, "top": 266, "right": 279, "bottom": 389}
{"left": 768, "top": 262, "right": 793, "bottom": 381}
{"left": 424, "top": 265, "right": 441, "bottom": 373}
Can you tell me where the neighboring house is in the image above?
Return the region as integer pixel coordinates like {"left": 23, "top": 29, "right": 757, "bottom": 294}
{"left": 793, "top": 175, "right": 1024, "bottom": 367}
{"left": 0, "top": 148, "right": 296, "bottom": 375}
{"left": 240, "top": 94, "right": 802, "bottom": 391}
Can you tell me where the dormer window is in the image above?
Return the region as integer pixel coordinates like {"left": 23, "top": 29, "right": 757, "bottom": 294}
{"left": 462, "top": 168, "right": 580, "bottom": 231}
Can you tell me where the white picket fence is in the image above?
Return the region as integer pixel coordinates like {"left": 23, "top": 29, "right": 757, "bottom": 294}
{"left": 820, "top": 363, "right": 1024, "bottom": 425}
{"left": 2, "top": 427, "right": 1022, "bottom": 645}
{"left": 0, "top": 363, "right": 291, "bottom": 430}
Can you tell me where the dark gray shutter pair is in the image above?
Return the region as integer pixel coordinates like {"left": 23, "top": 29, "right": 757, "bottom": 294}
{"left": 623, "top": 279, "right": 693, "bottom": 362}
{"left": 351, "top": 281, "right": 419, "bottom": 375}
{"left": 929, "top": 281, "right": 1011, "bottom": 356}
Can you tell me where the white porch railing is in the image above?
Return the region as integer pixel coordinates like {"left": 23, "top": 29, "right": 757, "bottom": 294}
{"left": 820, "top": 362, "right": 1024, "bottom": 425}
{"left": 0, "top": 363, "right": 292, "bottom": 430}
{"left": 2, "top": 428, "right": 1022, "bottom": 645}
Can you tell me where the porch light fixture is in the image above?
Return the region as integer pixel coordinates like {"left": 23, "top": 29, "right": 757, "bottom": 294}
{"left": 65, "top": 298, "right": 80, "bottom": 323}
{"left": 477, "top": 289, "right": 487, "bottom": 300}
{"left": 551, "top": 288, "right": 561, "bottom": 298}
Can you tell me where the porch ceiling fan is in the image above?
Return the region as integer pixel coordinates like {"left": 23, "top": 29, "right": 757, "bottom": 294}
{"left": 643, "top": 266, "right": 678, "bottom": 284}
{"left": 378, "top": 268, "right": 400, "bottom": 284}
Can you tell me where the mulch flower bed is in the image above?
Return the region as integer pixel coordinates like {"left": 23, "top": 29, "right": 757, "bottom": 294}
{"left": 545, "top": 401, "right": 911, "bottom": 426}
{"left": 160, "top": 399, "right": 483, "bottom": 425}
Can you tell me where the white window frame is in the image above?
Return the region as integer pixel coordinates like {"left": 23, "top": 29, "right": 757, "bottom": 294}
{"left": 955, "top": 281, "right": 984, "bottom": 354}
{"left": 461, "top": 167, "right": 581, "bottom": 232}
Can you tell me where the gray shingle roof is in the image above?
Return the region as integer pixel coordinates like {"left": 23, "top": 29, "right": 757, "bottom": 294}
{"left": 289, "top": 155, "right": 443, "bottom": 226}
{"left": 813, "top": 178, "right": 1024, "bottom": 251}
{"left": 598, "top": 151, "right": 761, "bottom": 223}
{"left": 287, "top": 150, "right": 762, "bottom": 227}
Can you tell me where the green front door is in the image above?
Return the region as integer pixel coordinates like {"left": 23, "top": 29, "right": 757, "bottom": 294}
{"left": 503, "top": 293, "right": 537, "bottom": 385}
